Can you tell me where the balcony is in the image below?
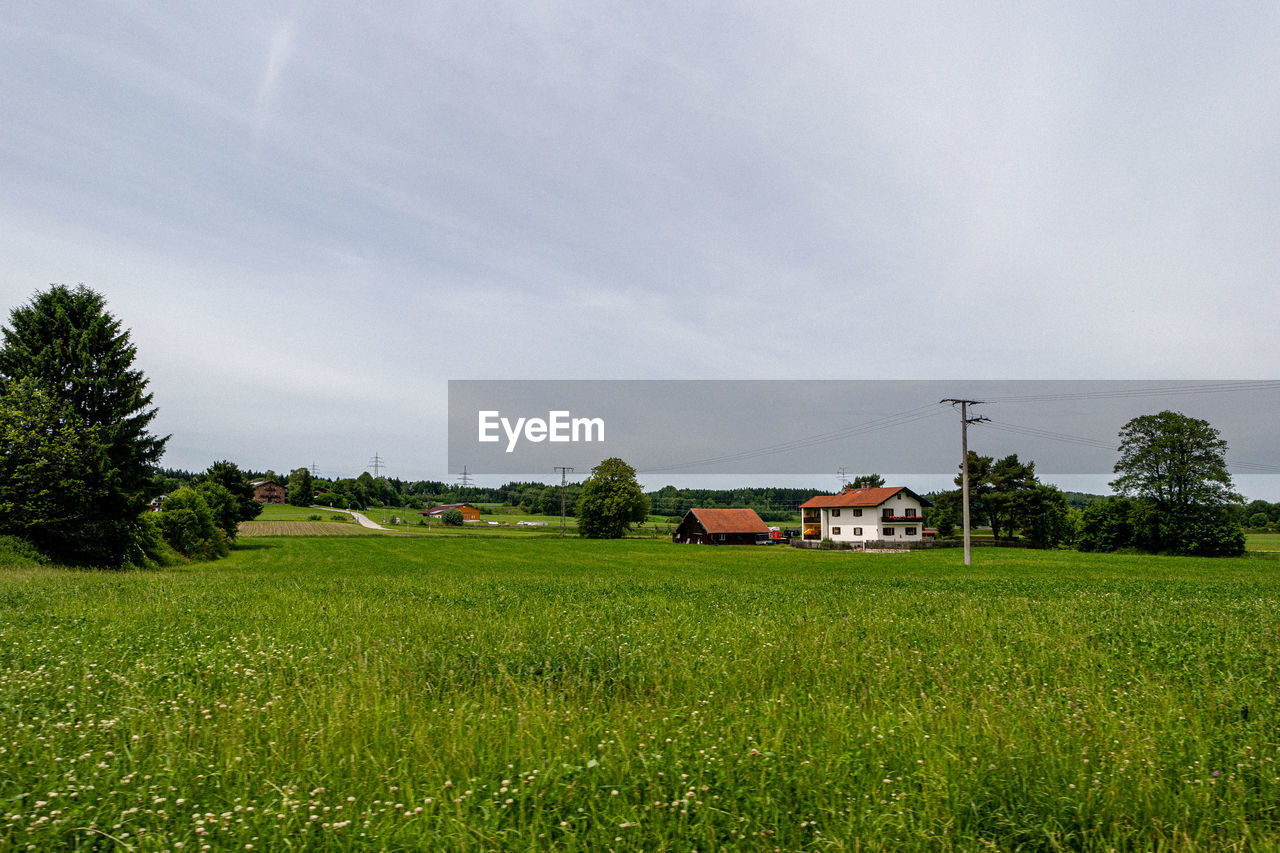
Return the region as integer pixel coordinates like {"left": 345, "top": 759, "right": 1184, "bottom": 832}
{"left": 880, "top": 514, "right": 920, "bottom": 523}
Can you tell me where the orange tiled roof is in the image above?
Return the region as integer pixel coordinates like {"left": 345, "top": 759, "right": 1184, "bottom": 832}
{"left": 798, "top": 487, "right": 931, "bottom": 509}
{"left": 687, "top": 507, "right": 771, "bottom": 535}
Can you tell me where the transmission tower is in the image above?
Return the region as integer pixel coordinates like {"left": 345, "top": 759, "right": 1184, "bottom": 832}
{"left": 456, "top": 466, "right": 473, "bottom": 488}
{"left": 837, "top": 466, "right": 849, "bottom": 487}
{"left": 553, "top": 466, "right": 574, "bottom": 537}
{"left": 368, "top": 453, "right": 385, "bottom": 478}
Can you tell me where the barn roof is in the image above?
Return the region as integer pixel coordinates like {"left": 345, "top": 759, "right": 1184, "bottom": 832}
{"left": 799, "top": 487, "right": 932, "bottom": 509}
{"left": 423, "top": 503, "right": 478, "bottom": 514}
{"left": 686, "top": 507, "right": 771, "bottom": 534}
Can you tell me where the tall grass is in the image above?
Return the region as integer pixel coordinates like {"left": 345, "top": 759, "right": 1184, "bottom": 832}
{"left": 1, "top": 539, "right": 1278, "bottom": 850}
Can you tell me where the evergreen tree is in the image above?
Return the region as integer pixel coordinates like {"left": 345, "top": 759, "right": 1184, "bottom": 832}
{"left": 0, "top": 285, "right": 167, "bottom": 566}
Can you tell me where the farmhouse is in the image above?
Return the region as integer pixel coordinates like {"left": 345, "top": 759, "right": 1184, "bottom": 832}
{"left": 672, "top": 507, "right": 771, "bottom": 545}
{"left": 799, "top": 486, "right": 931, "bottom": 545}
{"left": 250, "top": 479, "right": 287, "bottom": 504}
{"left": 422, "top": 503, "right": 482, "bottom": 522}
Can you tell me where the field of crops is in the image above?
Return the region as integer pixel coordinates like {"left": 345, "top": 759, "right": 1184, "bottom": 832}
{"left": 2, "top": 538, "right": 1278, "bottom": 850}
{"left": 236, "top": 521, "right": 378, "bottom": 536}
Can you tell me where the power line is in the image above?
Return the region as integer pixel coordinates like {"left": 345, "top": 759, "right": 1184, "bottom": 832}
{"left": 989, "top": 419, "right": 1280, "bottom": 474}
{"left": 988, "top": 380, "right": 1280, "bottom": 404}
{"left": 368, "top": 453, "right": 385, "bottom": 479}
{"left": 638, "top": 404, "right": 946, "bottom": 473}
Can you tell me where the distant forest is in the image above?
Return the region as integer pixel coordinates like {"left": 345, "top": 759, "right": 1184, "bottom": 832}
{"left": 154, "top": 467, "right": 1114, "bottom": 522}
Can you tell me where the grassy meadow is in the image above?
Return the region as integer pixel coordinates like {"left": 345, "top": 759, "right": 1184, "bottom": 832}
{"left": 2, "top": 537, "right": 1279, "bottom": 851}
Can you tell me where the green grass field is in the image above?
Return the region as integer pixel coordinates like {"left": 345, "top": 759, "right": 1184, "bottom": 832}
{"left": 2, "top": 539, "right": 1279, "bottom": 850}
{"left": 254, "top": 504, "right": 354, "bottom": 523}
{"left": 1247, "top": 532, "right": 1280, "bottom": 551}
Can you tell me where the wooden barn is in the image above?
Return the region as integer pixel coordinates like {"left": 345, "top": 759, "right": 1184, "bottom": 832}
{"left": 672, "top": 508, "right": 771, "bottom": 545}
{"left": 422, "top": 503, "right": 482, "bottom": 522}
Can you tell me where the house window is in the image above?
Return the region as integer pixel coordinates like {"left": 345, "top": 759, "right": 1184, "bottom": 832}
{"left": 906, "top": 508, "right": 917, "bottom": 518}
{"left": 883, "top": 527, "right": 895, "bottom": 536}
{"left": 905, "top": 526, "right": 917, "bottom": 536}
{"left": 882, "top": 509, "right": 893, "bottom": 520}
{"left": 852, "top": 527, "right": 862, "bottom": 536}
{"left": 832, "top": 527, "right": 841, "bottom": 535}
{"left": 832, "top": 509, "right": 840, "bottom": 517}
{"left": 852, "top": 508, "right": 862, "bottom": 517}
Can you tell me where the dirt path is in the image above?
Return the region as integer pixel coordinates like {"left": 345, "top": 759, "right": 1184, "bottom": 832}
{"left": 315, "top": 506, "right": 388, "bottom": 531}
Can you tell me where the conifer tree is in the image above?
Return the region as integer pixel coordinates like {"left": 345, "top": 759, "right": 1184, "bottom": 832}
{"left": 0, "top": 285, "right": 167, "bottom": 566}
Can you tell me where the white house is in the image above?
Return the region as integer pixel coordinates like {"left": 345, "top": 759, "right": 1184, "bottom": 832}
{"left": 799, "top": 486, "right": 931, "bottom": 544}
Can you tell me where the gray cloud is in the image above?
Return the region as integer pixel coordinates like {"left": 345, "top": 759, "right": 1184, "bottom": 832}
{"left": 2, "top": 3, "right": 1278, "bottom": 494}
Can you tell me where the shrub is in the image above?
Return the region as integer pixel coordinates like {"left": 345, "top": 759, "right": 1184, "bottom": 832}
{"left": 193, "top": 480, "right": 241, "bottom": 541}
{"left": 0, "top": 535, "right": 48, "bottom": 567}
{"left": 441, "top": 508, "right": 465, "bottom": 526}
{"left": 158, "top": 488, "right": 229, "bottom": 560}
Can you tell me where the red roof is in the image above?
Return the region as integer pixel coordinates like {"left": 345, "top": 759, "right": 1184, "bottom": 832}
{"left": 799, "top": 487, "right": 931, "bottom": 509}
{"left": 686, "top": 508, "right": 771, "bottom": 535}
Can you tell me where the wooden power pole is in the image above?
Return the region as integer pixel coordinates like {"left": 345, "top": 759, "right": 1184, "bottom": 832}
{"left": 940, "top": 399, "right": 989, "bottom": 566}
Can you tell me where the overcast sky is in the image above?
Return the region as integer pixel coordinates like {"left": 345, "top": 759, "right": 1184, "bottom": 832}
{"left": 2, "top": 3, "right": 1278, "bottom": 494}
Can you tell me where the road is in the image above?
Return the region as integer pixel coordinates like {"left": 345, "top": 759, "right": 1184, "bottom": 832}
{"left": 313, "top": 506, "right": 388, "bottom": 531}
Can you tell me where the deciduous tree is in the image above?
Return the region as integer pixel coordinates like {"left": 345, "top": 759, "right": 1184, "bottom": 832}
{"left": 577, "top": 458, "right": 649, "bottom": 539}
{"left": 1109, "top": 410, "right": 1243, "bottom": 555}
{"left": 288, "top": 467, "right": 314, "bottom": 507}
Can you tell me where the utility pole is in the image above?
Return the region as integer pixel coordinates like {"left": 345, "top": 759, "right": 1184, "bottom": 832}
{"left": 837, "top": 466, "right": 849, "bottom": 487}
{"left": 940, "top": 399, "right": 989, "bottom": 566}
{"left": 553, "top": 466, "right": 573, "bottom": 537}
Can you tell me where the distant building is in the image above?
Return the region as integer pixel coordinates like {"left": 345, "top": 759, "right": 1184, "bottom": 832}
{"left": 422, "top": 504, "right": 482, "bottom": 522}
{"left": 250, "top": 479, "right": 287, "bottom": 504}
{"left": 672, "top": 507, "right": 772, "bottom": 545}
{"left": 799, "top": 486, "right": 931, "bottom": 544}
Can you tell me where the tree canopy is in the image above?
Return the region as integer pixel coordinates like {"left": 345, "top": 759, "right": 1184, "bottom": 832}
{"left": 288, "top": 467, "right": 315, "bottom": 507}
{"left": 1106, "top": 411, "right": 1243, "bottom": 556}
{"left": 1111, "top": 410, "right": 1238, "bottom": 511}
{"left": 577, "top": 458, "right": 649, "bottom": 539}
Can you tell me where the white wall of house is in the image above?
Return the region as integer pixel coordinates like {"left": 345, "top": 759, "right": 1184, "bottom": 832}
{"left": 822, "top": 492, "right": 927, "bottom": 543}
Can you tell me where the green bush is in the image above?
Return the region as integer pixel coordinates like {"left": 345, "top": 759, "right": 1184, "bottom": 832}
{"left": 158, "top": 488, "right": 229, "bottom": 560}
{"left": 0, "top": 534, "right": 48, "bottom": 567}
{"left": 441, "top": 508, "right": 465, "bottom": 526}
